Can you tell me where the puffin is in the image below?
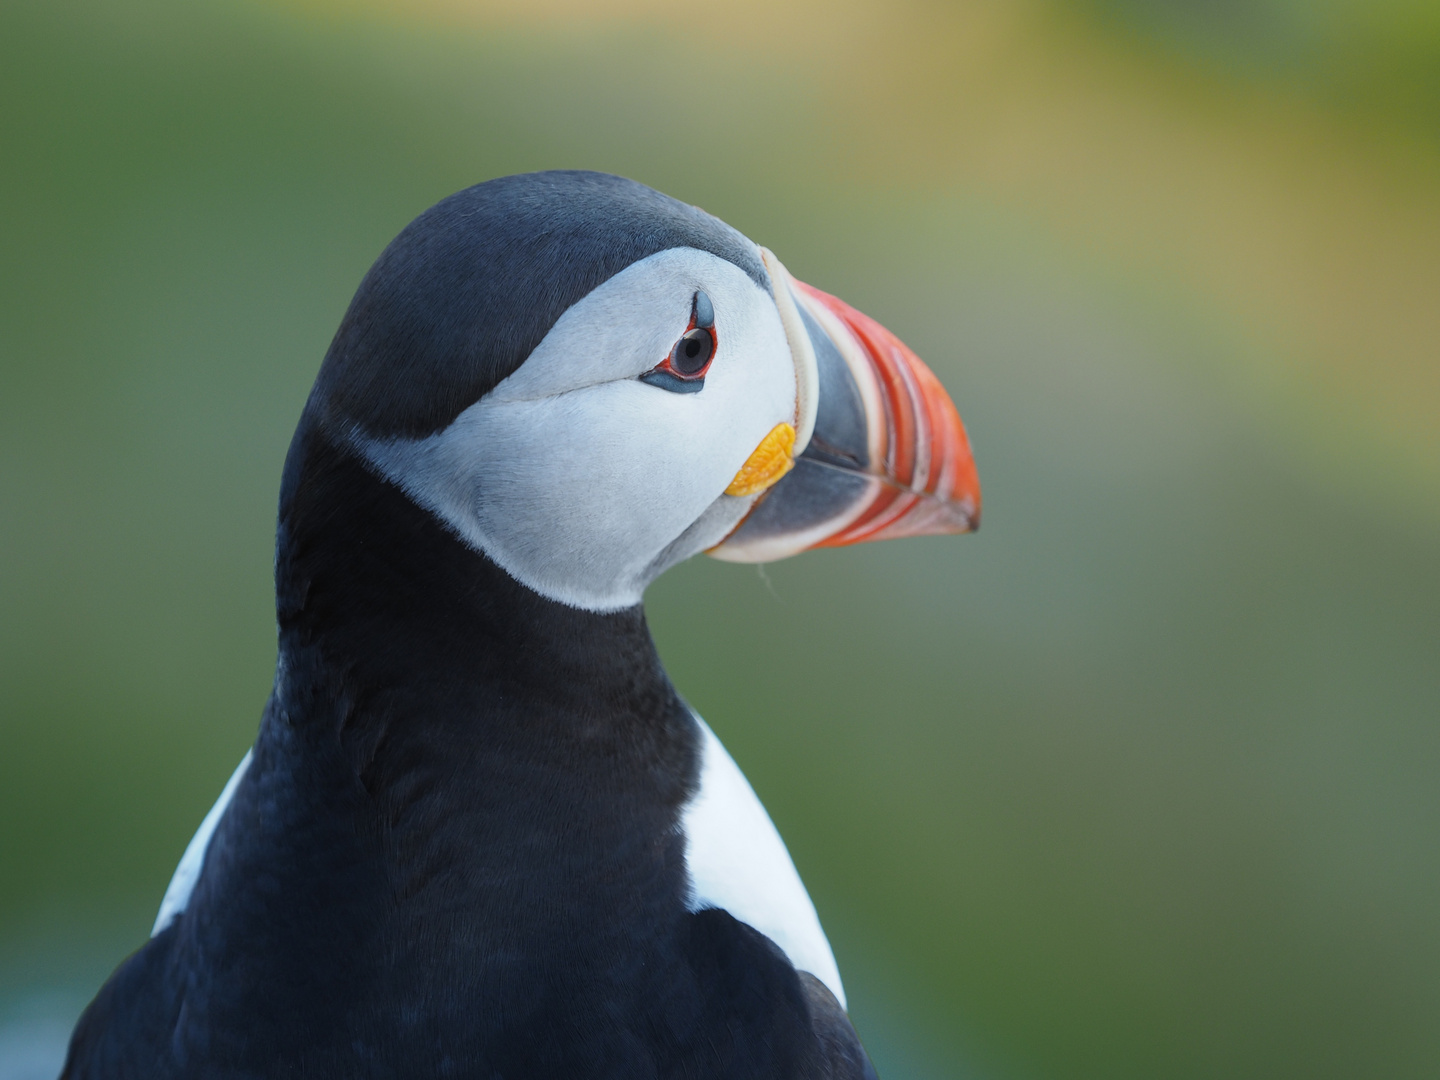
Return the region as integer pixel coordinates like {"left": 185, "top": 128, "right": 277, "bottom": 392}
{"left": 62, "top": 171, "right": 980, "bottom": 1079}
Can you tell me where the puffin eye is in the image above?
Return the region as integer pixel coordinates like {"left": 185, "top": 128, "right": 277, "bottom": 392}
{"left": 639, "top": 290, "right": 717, "bottom": 394}
{"left": 670, "top": 328, "right": 714, "bottom": 377}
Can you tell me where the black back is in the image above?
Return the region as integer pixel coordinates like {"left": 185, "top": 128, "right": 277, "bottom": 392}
{"left": 62, "top": 173, "right": 875, "bottom": 1079}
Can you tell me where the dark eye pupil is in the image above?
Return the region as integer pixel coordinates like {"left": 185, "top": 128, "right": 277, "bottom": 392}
{"left": 671, "top": 328, "right": 713, "bottom": 376}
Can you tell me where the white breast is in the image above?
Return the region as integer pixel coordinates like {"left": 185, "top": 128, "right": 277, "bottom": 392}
{"left": 681, "top": 713, "right": 845, "bottom": 1007}
{"left": 152, "top": 749, "right": 252, "bottom": 935}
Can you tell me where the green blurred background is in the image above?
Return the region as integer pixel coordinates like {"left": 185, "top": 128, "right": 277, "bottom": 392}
{"left": 2, "top": 0, "right": 1438, "bottom": 1076}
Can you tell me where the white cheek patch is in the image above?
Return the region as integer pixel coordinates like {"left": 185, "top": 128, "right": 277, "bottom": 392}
{"left": 484, "top": 249, "right": 698, "bottom": 404}
{"left": 354, "top": 248, "right": 798, "bottom": 612}
{"left": 682, "top": 713, "right": 845, "bottom": 1008}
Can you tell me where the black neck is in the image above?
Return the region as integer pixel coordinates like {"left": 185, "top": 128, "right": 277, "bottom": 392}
{"left": 71, "top": 418, "right": 856, "bottom": 1078}
{"left": 275, "top": 421, "right": 676, "bottom": 748}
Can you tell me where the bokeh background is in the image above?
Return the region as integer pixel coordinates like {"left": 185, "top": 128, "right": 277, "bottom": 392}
{"left": 3, "top": 0, "right": 1439, "bottom": 1077}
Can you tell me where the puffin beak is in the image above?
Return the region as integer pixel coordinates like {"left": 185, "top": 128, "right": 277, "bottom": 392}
{"left": 710, "top": 254, "right": 980, "bottom": 563}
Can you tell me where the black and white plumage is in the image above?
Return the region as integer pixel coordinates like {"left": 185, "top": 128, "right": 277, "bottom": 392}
{"left": 63, "top": 171, "right": 979, "bottom": 1079}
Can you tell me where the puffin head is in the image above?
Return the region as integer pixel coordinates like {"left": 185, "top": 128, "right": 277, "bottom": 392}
{"left": 287, "top": 170, "right": 979, "bottom": 613}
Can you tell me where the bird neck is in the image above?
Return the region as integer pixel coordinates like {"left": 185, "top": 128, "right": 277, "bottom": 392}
{"left": 174, "top": 423, "right": 698, "bottom": 1021}
{"left": 271, "top": 421, "right": 683, "bottom": 778}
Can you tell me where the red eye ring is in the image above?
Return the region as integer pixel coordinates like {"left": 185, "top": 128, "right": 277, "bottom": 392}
{"left": 640, "top": 291, "right": 717, "bottom": 393}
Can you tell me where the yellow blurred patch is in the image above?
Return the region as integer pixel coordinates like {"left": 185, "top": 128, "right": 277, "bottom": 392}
{"left": 725, "top": 423, "right": 796, "bottom": 498}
